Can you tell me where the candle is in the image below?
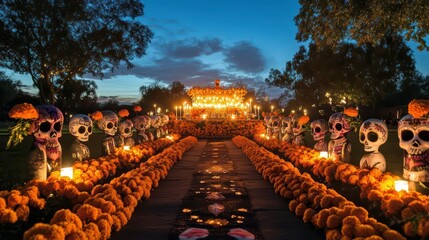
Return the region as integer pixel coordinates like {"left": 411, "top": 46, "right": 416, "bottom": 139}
{"left": 60, "top": 167, "right": 73, "bottom": 179}
{"left": 319, "top": 151, "right": 329, "bottom": 158}
{"left": 123, "top": 145, "right": 130, "bottom": 151}
{"left": 394, "top": 180, "right": 409, "bottom": 192}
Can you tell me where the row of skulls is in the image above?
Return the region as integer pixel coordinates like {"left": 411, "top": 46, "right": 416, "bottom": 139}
{"left": 264, "top": 110, "right": 429, "bottom": 183}
{"left": 27, "top": 105, "right": 169, "bottom": 181}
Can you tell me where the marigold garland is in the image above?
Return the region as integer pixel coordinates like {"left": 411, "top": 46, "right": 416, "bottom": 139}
{"left": 91, "top": 111, "right": 103, "bottom": 121}
{"left": 298, "top": 115, "right": 310, "bottom": 126}
{"left": 118, "top": 109, "right": 129, "bottom": 118}
{"left": 7, "top": 103, "right": 40, "bottom": 149}
{"left": 8, "top": 103, "right": 39, "bottom": 119}
{"left": 133, "top": 105, "right": 142, "bottom": 112}
{"left": 408, "top": 99, "right": 429, "bottom": 119}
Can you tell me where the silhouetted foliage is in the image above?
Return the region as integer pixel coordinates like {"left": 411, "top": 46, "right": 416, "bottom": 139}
{"left": 0, "top": 0, "right": 153, "bottom": 104}
{"left": 55, "top": 79, "right": 98, "bottom": 115}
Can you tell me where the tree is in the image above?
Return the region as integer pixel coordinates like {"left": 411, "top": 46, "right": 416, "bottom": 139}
{"left": 138, "top": 83, "right": 172, "bottom": 114}
{"left": 55, "top": 79, "right": 98, "bottom": 115}
{"left": 0, "top": 71, "right": 21, "bottom": 106}
{"left": 266, "top": 39, "right": 416, "bottom": 113}
{"left": 0, "top": 0, "right": 153, "bottom": 104}
{"left": 295, "top": 0, "right": 429, "bottom": 51}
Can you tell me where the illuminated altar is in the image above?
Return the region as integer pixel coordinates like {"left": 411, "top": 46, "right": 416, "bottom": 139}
{"left": 187, "top": 80, "right": 248, "bottom": 119}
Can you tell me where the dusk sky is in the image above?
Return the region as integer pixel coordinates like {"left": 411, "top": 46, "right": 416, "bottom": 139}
{"left": 6, "top": 0, "right": 429, "bottom": 104}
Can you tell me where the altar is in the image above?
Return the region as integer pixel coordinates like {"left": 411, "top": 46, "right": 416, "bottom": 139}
{"left": 187, "top": 79, "right": 248, "bottom": 120}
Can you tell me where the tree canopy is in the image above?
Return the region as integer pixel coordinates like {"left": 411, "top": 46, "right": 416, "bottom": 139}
{"left": 265, "top": 37, "right": 417, "bottom": 112}
{"left": 0, "top": 0, "right": 153, "bottom": 104}
{"left": 295, "top": 0, "right": 429, "bottom": 51}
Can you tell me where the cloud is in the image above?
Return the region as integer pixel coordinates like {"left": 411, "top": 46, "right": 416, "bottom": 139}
{"left": 224, "top": 41, "right": 266, "bottom": 73}
{"left": 160, "top": 38, "right": 223, "bottom": 58}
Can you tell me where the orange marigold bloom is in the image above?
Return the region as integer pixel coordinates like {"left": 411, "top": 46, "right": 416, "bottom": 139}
{"left": 0, "top": 208, "right": 18, "bottom": 224}
{"left": 344, "top": 107, "right": 359, "bottom": 117}
{"left": 133, "top": 105, "right": 142, "bottom": 112}
{"left": 351, "top": 207, "right": 368, "bottom": 223}
{"left": 8, "top": 103, "right": 39, "bottom": 119}
{"left": 118, "top": 109, "right": 129, "bottom": 118}
{"left": 83, "top": 222, "right": 101, "bottom": 240}
{"left": 408, "top": 99, "right": 429, "bottom": 119}
{"left": 354, "top": 224, "right": 377, "bottom": 238}
{"left": 326, "top": 214, "right": 342, "bottom": 229}
{"left": 0, "top": 197, "right": 5, "bottom": 209}
{"left": 97, "top": 219, "right": 112, "bottom": 240}
{"left": 403, "top": 221, "right": 417, "bottom": 237}
{"left": 50, "top": 209, "right": 83, "bottom": 229}
{"left": 91, "top": 111, "right": 103, "bottom": 121}
{"left": 298, "top": 115, "right": 310, "bottom": 126}
{"left": 23, "top": 223, "right": 66, "bottom": 240}
{"left": 382, "top": 229, "right": 407, "bottom": 240}
{"left": 77, "top": 204, "right": 102, "bottom": 222}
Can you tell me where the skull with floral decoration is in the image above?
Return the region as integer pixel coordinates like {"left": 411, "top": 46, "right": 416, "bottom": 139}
{"left": 398, "top": 99, "right": 429, "bottom": 182}
{"left": 292, "top": 115, "right": 310, "bottom": 146}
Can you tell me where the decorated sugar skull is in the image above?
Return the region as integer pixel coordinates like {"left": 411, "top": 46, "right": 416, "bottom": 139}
{"left": 30, "top": 105, "right": 64, "bottom": 171}
{"left": 159, "top": 113, "right": 169, "bottom": 126}
{"left": 359, "top": 119, "right": 388, "bottom": 152}
{"left": 119, "top": 119, "right": 133, "bottom": 138}
{"left": 69, "top": 114, "right": 93, "bottom": 142}
{"left": 281, "top": 116, "right": 293, "bottom": 134}
{"left": 97, "top": 110, "right": 118, "bottom": 136}
{"left": 132, "top": 116, "right": 149, "bottom": 132}
{"left": 293, "top": 115, "right": 309, "bottom": 136}
{"left": 328, "top": 112, "right": 351, "bottom": 139}
{"left": 311, "top": 119, "right": 328, "bottom": 141}
{"left": 150, "top": 115, "right": 160, "bottom": 128}
{"left": 398, "top": 114, "right": 429, "bottom": 181}
{"left": 143, "top": 115, "right": 151, "bottom": 129}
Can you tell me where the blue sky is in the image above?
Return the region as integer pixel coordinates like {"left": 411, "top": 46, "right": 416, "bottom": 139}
{"left": 6, "top": 0, "right": 429, "bottom": 104}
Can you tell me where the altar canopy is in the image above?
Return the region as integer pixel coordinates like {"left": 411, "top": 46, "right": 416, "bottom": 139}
{"left": 187, "top": 80, "right": 248, "bottom": 119}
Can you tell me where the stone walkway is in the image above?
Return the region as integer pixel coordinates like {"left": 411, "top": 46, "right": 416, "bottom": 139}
{"left": 111, "top": 139, "right": 324, "bottom": 240}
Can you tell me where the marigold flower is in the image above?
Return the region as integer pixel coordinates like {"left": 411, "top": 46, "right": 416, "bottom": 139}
{"left": 341, "top": 224, "right": 355, "bottom": 238}
{"left": 118, "top": 109, "right": 129, "bottom": 118}
{"left": 0, "top": 198, "right": 5, "bottom": 209}
{"left": 90, "top": 111, "right": 103, "bottom": 121}
{"left": 0, "top": 208, "right": 18, "bottom": 224}
{"left": 23, "top": 223, "right": 66, "bottom": 240}
{"left": 8, "top": 103, "right": 39, "bottom": 119}
{"left": 344, "top": 107, "right": 359, "bottom": 117}
{"left": 83, "top": 222, "right": 101, "bottom": 240}
{"left": 298, "top": 115, "right": 310, "bottom": 126}
{"left": 382, "top": 229, "right": 407, "bottom": 240}
{"left": 326, "top": 229, "right": 342, "bottom": 239}
{"left": 351, "top": 207, "right": 368, "bottom": 223}
{"left": 408, "top": 99, "right": 429, "bottom": 119}
{"left": 66, "top": 230, "right": 87, "bottom": 240}
{"left": 403, "top": 221, "right": 416, "bottom": 237}
{"left": 354, "top": 224, "right": 377, "bottom": 238}
{"left": 417, "top": 218, "right": 429, "bottom": 238}
{"left": 15, "top": 205, "right": 30, "bottom": 221}
{"left": 386, "top": 197, "right": 404, "bottom": 214}
{"left": 50, "top": 209, "right": 83, "bottom": 229}
{"left": 77, "top": 204, "right": 102, "bottom": 222}
{"left": 326, "top": 214, "right": 342, "bottom": 229}
{"left": 97, "top": 219, "right": 112, "bottom": 240}
{"left": 295, "top": 203, "right": 307, "bottom": 217}
{"left": 133, "top": 105, "right": 142, "bottom": 112}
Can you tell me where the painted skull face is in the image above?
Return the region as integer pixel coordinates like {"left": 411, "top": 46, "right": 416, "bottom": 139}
{"left": 281, "top": 117, "right": 293, "bottom": 134}
{"left": 159, "top": 114, "right": 169, "bottom": 126}
{"left": 329, "top": 112, "right": 351, "bottom": 139}
{"left": 311, "top": 119, "right": 328, "bottom": 141}
{"left": 132, "top": 116, "right": 149, "bottom": 132}
{"left": 143, "top": 115, "right": 151, "bottom": 129}
{"left": 119, "top": 119, "right": 133, "bottom": 138}
{"left": 292, "top": 117, "right": 307, "bottom": 136}
{"left": 31, "top": 105, "right": 64, "bottom": 160}
{"left": 97, "top": 110, "right": 118, "bottom": 136}
{"left": 398, "top": 114, "right": 429, "bottom": 176}
{"left": 359, "top": 119, "right": 388, "bottom": 152}
{"left": 269, "top": 116, "right": 280, "bottom": 130}
{"left": 69, "top": 114, "right": 93, "bottom": 142}
{"left": 150, "top": 115, "right": 160, "bottom": 128}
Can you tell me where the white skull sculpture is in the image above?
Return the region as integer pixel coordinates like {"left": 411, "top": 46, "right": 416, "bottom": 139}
{"left": 269, "top": 116, "right": 280, "bottom": 138}
{"left": 132, "top": 116, "right": 149, "bottom": 133}
{"left": 329, "top": 112, "right": 351, "bottom": 139}
{"left": 31, "top": 105, "right": 64, "bottom": 170}
{"left": 281, "top": 116, "right": 293, "bottom": 135}
{"left": 119, "top": 119, "right": 133, "bottom": 138}
{"left": 359, "top": 119, "right": 388, "bottom": 152}
{"left": 150, "top": 115, "right": 160, "bottom": 128}
{"left": 69, "top": 114, "right": 93, "bottom": 142}
{"left": 292, "top": 115, "right": 307, "bottom": 136}
{"left": 311, "top": 119, "right": 328, "bottom": 141}
{"left": 97, "top": 110, "right": 118, "bottom": 136}
{"left": 398, "top": 114, "right": 429, "bottom": 182}
{"left": 143, "top": 115, "right": 151, "bottom": 129}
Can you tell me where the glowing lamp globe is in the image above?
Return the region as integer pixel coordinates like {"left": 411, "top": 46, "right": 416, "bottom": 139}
{"left": 394, "top": 180, "right": 409, "bottom": 192}
{"left": 60, "top": 167, "right": 74, "bottom": 179}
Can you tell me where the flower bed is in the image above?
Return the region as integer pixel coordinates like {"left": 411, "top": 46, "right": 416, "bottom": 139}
{"left": 22, "top": 136, "right": 198, "bottom": 240}
{"left": 169, "top": 120, "right": 265, "bottom": 138}
{"left": 0, "top": 135, "right": 181, "bottom": 235}
{"left": 233, "top": 136, "right": 407, "bottom": 240}
{"left": 252, "top": 135, "right": 429, "bottom": 239}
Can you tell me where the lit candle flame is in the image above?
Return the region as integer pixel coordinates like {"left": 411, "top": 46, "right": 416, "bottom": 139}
{"left": 394, "top": 180, "right": 409, "bottom": 192}
{"left": 60, "top": 167, "right": 73, "bottom": 179}
{"left": 123, "top": 146, "right": 130, "bottom": 151}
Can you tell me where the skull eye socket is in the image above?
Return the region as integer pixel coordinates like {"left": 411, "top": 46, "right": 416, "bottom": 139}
{"left": 335, "top": 123, "right": 342, "bottom": 131}
{"left": 107, "top": 122, "right": 114, "bottom": 129}
{"left": 360, "top": 132, "right": 365, "bottom": 141}
{"left": 88, "top": 126, "right": 92, "bottom": 133}
{"left": 140, "top": 124, "right": 144, "bottom": 128}
{"left": 418, "top": 130, "right": 429, "bottom": 141}
{"left": 273, "top": 122, "right": 278, "bottom": 127}
{"left": 401, "top": 130, "right": 414, "bottom": 141}
{"left": 40, "top": 121, "right": 51, "bottom": 132}
{"left": 368, "top": 131, "right": 378, "bottom": 142}
{"left": 329, "top": 123, "right": 333, "bottom": 130}
{"left": 54, "top": 122, "right": 62, "bottom": 131}
{"left": 124, "top": 128, "right": 130, "bottom": 134}
{"left": 78, "top": 126, "right": 86, "bottom": 134}
{"left": 283, "top": 123, "right": 289, "bottom": 128}
{"left": 314, "top": 127, "right": 321, "bottom": 133}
